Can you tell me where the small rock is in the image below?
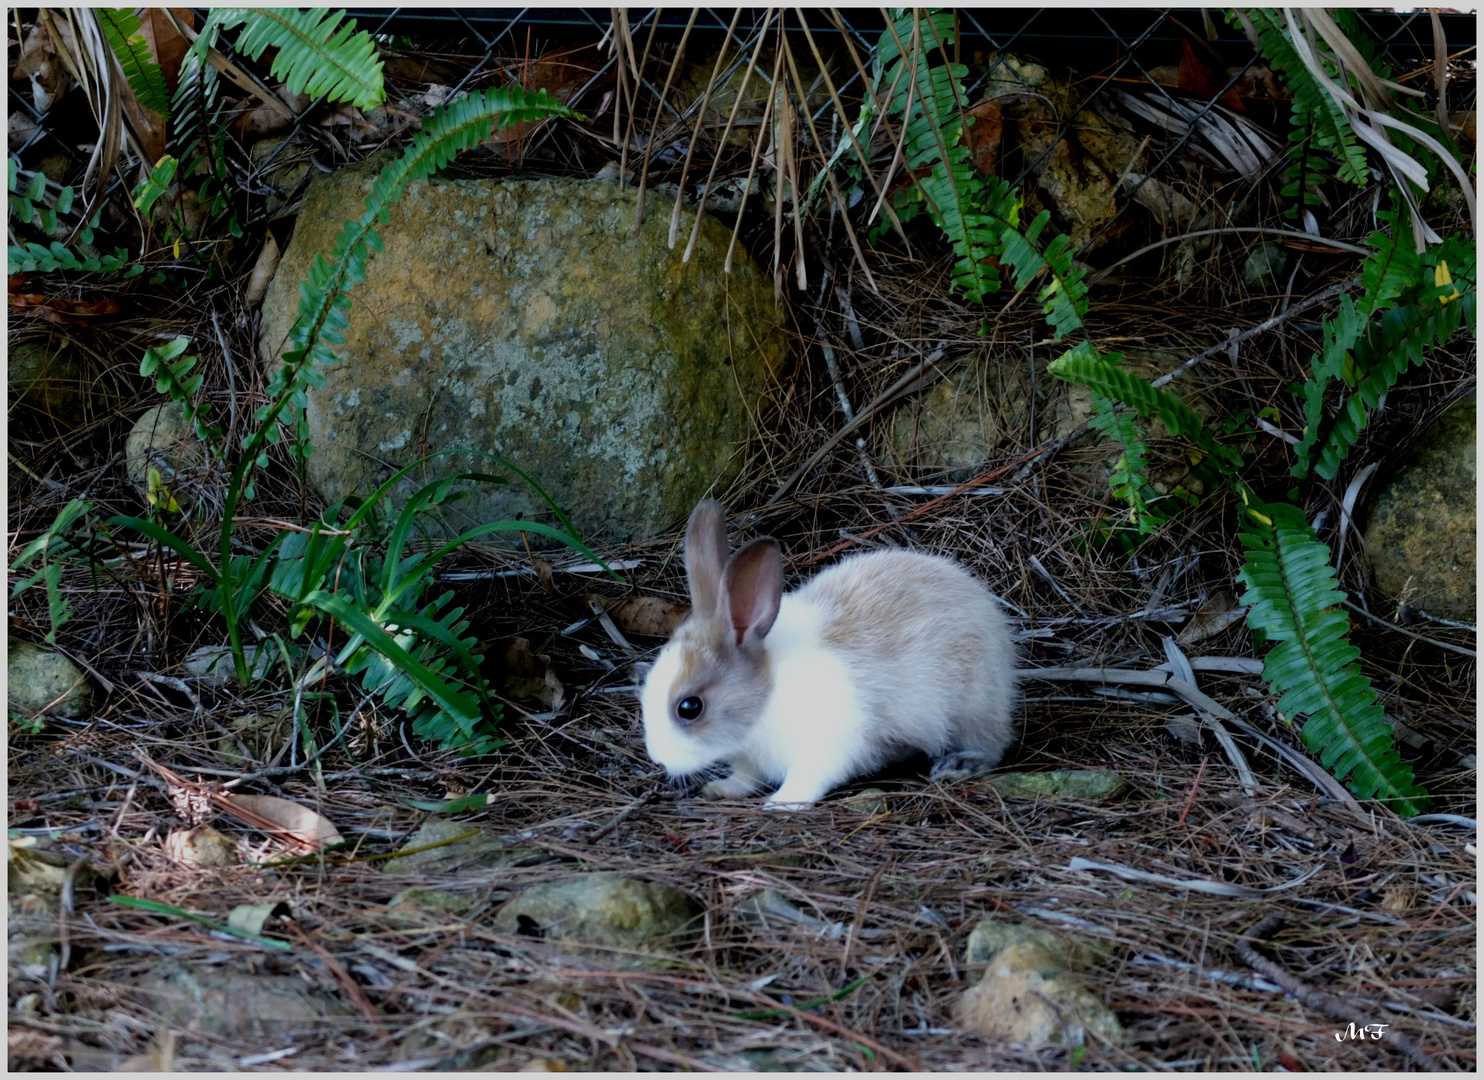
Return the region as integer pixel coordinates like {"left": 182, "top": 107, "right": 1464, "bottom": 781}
{"left": 164, "top": 826, "right": 238, "bottom": 868}
{"left": 1363, "top": 392, "right": 1476, "bottom": 622}
{"left": 956, "top": 941, "right": 1124, "bottom": 1047}
{"left": 7, "top": 641, "right": 93, "bottom": 720}
{"left": 8, "top": 339, "right": 88, "bottom": 431}
{"left": 844, "top": 787, "right": 889, "bottom": 816}
{"left": 386, "top": 887, "right": 487, "bottom": 925}
{"left": 983, "top": 769, "right": 1127, "bottom": 800}
{"left": 132, "top": 961, "right": 351, "bottom": 1040}
{"left": 382, "top": 818, "right": 542, "bottom": 875}
{"left": 182, "top": 643, "right": 271, "bottom": 687}
{"left": 1241, "top": 243, "right": 1288, "bottom": 289}
{"left": 492, "top": 873, "right": 703, "bottom": 960}
{"left": 124, "top": 402, "right": 211, "bottom": 511}
{"left": 965, "top": 917, "right": 1109, "bottom": 970}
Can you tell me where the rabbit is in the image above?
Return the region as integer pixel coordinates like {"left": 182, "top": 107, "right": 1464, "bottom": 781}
{"left": 639, "top": 499, "right": 1018, "bottom": 808}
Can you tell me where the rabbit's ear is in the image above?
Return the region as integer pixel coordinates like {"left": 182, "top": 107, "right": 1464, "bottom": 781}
{"left": 722, "top": 538, "right": 782, "bottom": 648}
{"left": 685, "top": 499, "right": 730, "bottom": 617}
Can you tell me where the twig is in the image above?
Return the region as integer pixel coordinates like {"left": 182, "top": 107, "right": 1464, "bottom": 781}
{"left": 583, "top": 786, "right": 659, "bottom": 844}
{"left": 768, "top": 347, "right": 947, "bottom": 506}
{"left": 1086, "top": 229, "right": 1367, "bottom": 287}
{"left": 1235, "top": 915, "right": 1439, "bottom": 1070}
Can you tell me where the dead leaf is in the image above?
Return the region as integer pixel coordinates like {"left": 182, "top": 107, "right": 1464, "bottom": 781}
{"left": 8, "top": 291, "right": 122, "bottom": 325}
{"left": 1220, "top": 62, "right": 1287, "bottom": 112}
{"left": 379, "top": 52, "right": 466, "bottom": 88}
{"left": 485, "top": 46, "right": 602, "bottom": 148}
{"left": 227, "top": 900, "right": 290, "bottom": 937}
{"left": 225, "top": 794, "right": 344, "bottom": 849}
{"left": 591, "top": 595, "right": 689, "bottom": 639}
{"left": 964, "top": 99, "right": 1003, "bottom": 176}
{"left": 1452, "top": 109, "right": 1476, "bottom": 146}
{"left": 12, "top": 23, "right": 73, "bottom": 112}
{"left": 1176, "top": 590, "right": 1248, "bottom": 646}
{"left": 491, "top": 636, "right": 565, "bottom": 711}
{"left": 244, "top": 232, "right": 280, "bottom": 307}
{"left": 1176, "top": 40, "right": 1225, "bottom": 101}
{"left": 137, "top": 9, "right": 193, "bottom": 97}
{"left": 230, "top": 88, "right": 307, "bottom": 142}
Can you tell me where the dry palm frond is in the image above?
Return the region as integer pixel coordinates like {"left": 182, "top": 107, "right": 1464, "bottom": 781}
{"left": 1283, "top": 7, "right": 1476, "bottom": 248}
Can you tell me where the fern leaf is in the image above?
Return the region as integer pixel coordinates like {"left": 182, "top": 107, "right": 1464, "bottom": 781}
{"left": 1357, "top": 205, "right": 1417, "bottom": 317}
{"left": 1089, "top": 388, "right": 1165, "bottom": 533}
{"left": 997, "top": 208, "right": 1089, "bottom": 339}
{"left": 1236, "top": 496, "right": 1428, "bottom": 814}
{"left": 1236, "top": 9, "right": 1369, "bottom": 193}
{"left": 878, "top": 9, "right": 1004, "bottom": 303}
{"left": 1047, "top": 343, "right": 1243, "bottom": 475}
{"left": 98, "top": 9, "right": 172, "bottom": 119}
{"left": 206, "top": 8, "right": 385, "bottom": 109}
{"left": 1290, "top": 292, "right": 1367, "bottom": 478}
{"left": 1311, "top": 293, "right": 1470, "bottom": 479}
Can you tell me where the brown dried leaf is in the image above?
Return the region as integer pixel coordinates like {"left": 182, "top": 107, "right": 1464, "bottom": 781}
{"left": 964, "top": 99, "right": 1003, "bottom": 176}
{"left": 1176, "top": 590, "right": 1247, "bottom": 646}
{"left": 12, "top": 23, "right": 73, "bottom": 110}
{"left": 227, "top": 794, "right": 344, "bottom": 849}
{"left": 1176, "top": 40, "right": 1225, "bottom": 101}
{"left": 592, "top": 595, "right": 689, "bottom": 639}
{"left": 484, "top": 45, "right": 601, "bottom": 147}
{"left": 137, "top": 8, "right": 193, "bottom": 97}
{"left": 244, "top": 232, "right": 280, "bottom": 307}
{"left": 8, "top": 292, "right": 122, "bottom": 325}
{"left": 492, "top": 636, "right": 565, "bottom": 711}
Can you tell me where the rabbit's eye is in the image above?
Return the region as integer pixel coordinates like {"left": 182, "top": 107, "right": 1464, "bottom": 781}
{"left": 676, "top": 696, "right": 704, "bottom": 723}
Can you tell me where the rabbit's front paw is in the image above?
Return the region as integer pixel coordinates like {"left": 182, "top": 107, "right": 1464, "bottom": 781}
{"left": 702, "top": 774, "right": 756, "bottom": 800}
{"left": 929, "top": 750, "right": 1004, "bottom": 783}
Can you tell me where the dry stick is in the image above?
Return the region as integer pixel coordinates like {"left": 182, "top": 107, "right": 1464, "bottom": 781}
{"left": 616, "top": 4, "right": 662, "bottom": 188}
{"left": 797, "top": 11, "right": 910, "bottom": 246}
{"left": 767, "top": 347, "right": 950, "bottom": 506}
{"left": 285, "top": 918, "right": 388, "bottom": 1036}
{"left": 722, "top": 33, "right": 784, "bottom": 276}
{"left": 682, "top": 8, "right": 774, "bottom": 262}
{"left": 1086, "top": 229, "right": 1368, "bottom": 288}
{"left": 634, "top": 7, "right": 697, "bottom": 233}
{"left": 1235, "top": 915, "right": 1439, "bottom": 1071}
{"left": 779, "top": 19, "right": 879, "bottom": 292}
{"left": 668, "top": 8, "right": 743, "bottom": 249}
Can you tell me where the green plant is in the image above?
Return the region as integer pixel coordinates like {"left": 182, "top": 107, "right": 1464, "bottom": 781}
{"left": 1041, "top": 10, "right": 1476, "bottom": 814}
{"left": 7, "top": 160, "right": 139, "bottom": 275}
{"left": 101, "top": 82, "right": 587, "bottom": 752}
{"left": 96, "top": 8, "right": 172, "bottom": 120}
{"left": 10, "top": 499, "right": 95, "bottom": 644}
{"left": 196, "top": 8, "right": 387, "bottom": 110}
{"left": 1236, "top": 494, "right": 1428, "bottom": 813}
{"left": 862, "top": 9, "right": 1090, "bottom": 338}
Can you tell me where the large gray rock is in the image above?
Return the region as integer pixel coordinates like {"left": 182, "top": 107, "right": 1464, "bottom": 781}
{"left": 259, "top": 156, "right": 789, "bottom": 543}
{"left": 1363, "top": 393, "right": 1475, "bottom": 622}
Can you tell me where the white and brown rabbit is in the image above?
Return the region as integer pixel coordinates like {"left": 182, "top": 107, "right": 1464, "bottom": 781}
{"left": 640, "top": 500, "right": 1017, "bottom": 807}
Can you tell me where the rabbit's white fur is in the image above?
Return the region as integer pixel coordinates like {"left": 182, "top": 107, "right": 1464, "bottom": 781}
{"left": 640, "top": 501, "right": 1017, "bottom": 808}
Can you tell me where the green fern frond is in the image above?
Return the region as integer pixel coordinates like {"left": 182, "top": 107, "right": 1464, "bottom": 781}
{"left": 1290, "top": 292, "right": 1367, "bottom": 477}
{"left": 203, "top": 8, "right": 385, "bottom": 109}
{"left": 997, "top": 207, "right": 1089, "bottom": 339}
{"left": 1089, "top": 387, "right": 1165, "bottom": 533}
{"left": 878, "top": 8, "right": 1005, "bottom": 303}
{"left": 1310, "top": 291, "right": 1471, "bottom": 480}
{"left": 1235, "top": 8, "right": 1370, "bottom": 201}
{"left": 1357, "top": 206, "right": 1417, "bottom": 317}
{"left": 97, "top": 9, "right": 172, "bottom": 119}
{"left": 1048, "top": 342, "right": 1243, "bottom": 475}
{"left": 1236, "top": 495, "right": 1428, "bottom": 814}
